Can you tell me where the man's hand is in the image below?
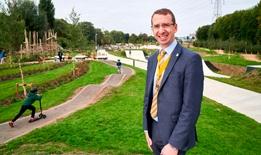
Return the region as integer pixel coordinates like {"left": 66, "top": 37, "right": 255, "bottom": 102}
{"left": 144, "top": 132, "right": 153, "bottom": 151}
{"left": 160, "top": 143, "right": 178, "bottom": 155}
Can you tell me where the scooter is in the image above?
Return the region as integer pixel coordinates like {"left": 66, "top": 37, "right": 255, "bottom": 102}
{"left": 117, "top": 66, "right": 121, "bottom": 74}
{"left": 38, "top": 100, "right": 47, "bottom": 119}
{"left": 29, "top": 100, "right": 46, "bottom": 123}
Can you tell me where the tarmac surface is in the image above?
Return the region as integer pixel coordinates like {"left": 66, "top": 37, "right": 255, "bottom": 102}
{"left": 0, "top": 60, "right": 135, "bottom": 144}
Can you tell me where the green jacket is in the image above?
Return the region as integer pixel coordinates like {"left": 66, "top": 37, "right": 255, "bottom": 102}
{"left": 23, "top": 92, "right": 42, "bottom": 106}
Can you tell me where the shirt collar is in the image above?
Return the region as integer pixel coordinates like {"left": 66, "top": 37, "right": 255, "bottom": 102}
{"left": 160, "top": 39, "right": 177, "bottom": 56}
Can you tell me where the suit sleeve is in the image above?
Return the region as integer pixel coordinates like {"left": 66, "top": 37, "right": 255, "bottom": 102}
{"left": 168, "top": 54, "right": 204, "bottom": 150}
{"left": 143, "top": 59, "right": 152, "bottom": 131}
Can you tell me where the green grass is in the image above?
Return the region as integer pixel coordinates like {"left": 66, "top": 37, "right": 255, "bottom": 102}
{"left": 142, "top": 48, "right": 157, "bottom": 56}
{"left": 207, "top": 70, "right": 261, "bottom": 93}
{"left": 203, "top": 54, "right": 261, "bottom": 66}
{"left": 0, "top": 63, "right": 73, "bottom": 102}
{"left": 107, "top": 50, "right": 126, "bottom": 58}
{"left": 190, "top": 97, "right": 261, "bottom": 154}
{"left": 0, "top": 62, "right": 64, "bottom": 78}
{"left": 0, "top": 61, "right": 116, "bottom": 123}
{"left": 0, "top": 63, "right": 22, "bottom": 70}
{"left": 0, "top": 67, "right": 260, "bottom": 154}
{"left": 189, "top": 47, "right": 217, "bottom": 55}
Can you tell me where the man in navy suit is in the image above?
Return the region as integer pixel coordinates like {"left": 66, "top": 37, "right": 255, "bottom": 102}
{"left": 143, "top": 8, "right": 204, "bottom": 155}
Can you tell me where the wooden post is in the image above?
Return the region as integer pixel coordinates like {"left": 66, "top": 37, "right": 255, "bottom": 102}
{"left": 29, "top": 31, "right": 32, "bottom": 54}
{"left": 44, "top": 31, "right": 47, "bottom": 44}
{"left": 54, "top": 32, "right": 58, "bottom": 50}
{"left": 28, "top": 31, "right": 32, "bottom": 45}
{"left": 20, "top": 44, "right": 23, "bottom": 59}
{"left": 24, "top": 29, "right": 29, "bottom": 52}
{"left": 9, "top": 55, "right": 13, "bottom": 68}
{"left": 19, "top": 62, "right": 27, "bottom": 97}
{"left": 36, "top": 32, "right": 38, "bottom": 51}
{"left": 16, "top": 83, "right": 33, "bottom": 97}
{"left": 39, "top": 39, "right": 43, "bottom": 52}
{"left": 33, "top": 31, "right": 36, "bottom": 52}
{"left": 49, "top": 30, "right": 51, "bottom": 52}
{"left": 16, "top": 83, "right": 19, "bottom": 97}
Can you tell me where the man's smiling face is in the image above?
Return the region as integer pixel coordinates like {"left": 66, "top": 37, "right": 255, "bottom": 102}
{"left": 152, "top": 14, "right": 177, "bottom": 49}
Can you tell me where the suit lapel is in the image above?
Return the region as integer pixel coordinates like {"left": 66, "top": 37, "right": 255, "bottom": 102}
{"left": 159, "top": 43, "right": 182, "bottom": 91}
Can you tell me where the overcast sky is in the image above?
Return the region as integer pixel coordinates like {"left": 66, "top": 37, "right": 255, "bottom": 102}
{"left": 3, "top": 0, "right": 260, "bottom": 37}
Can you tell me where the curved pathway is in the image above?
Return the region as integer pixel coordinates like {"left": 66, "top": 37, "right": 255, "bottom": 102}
{"left": 0, "top": 60, "right": 135, "bottom": 144}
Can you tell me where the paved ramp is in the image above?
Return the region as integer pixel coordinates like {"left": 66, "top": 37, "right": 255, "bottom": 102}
{"left": 125, "top": 50, "right": 147, "bottom": 61}
{"left": 202, "top": 60, "right": 230, "bottom": 78}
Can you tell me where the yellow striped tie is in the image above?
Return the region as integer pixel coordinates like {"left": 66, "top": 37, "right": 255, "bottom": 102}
{"left": 150, "top": 50, "right": 170, "bottom": 119}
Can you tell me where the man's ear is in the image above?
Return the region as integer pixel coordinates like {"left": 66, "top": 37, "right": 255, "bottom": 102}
{"left": 173, "top": 24, "right": 178, "bottom": 32}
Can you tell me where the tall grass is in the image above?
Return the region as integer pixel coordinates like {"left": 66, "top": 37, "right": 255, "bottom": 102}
{"left": 0, "top": 62, "right": 65, "bottom": 80}
{"left": 203, "top": 54, "right": 261, "bottom": 66}
{"left": 189, "top": 47, "right": 217, "bottom": 55}
{"left": 0, "top": 63, "right": 73, "bottom": 101}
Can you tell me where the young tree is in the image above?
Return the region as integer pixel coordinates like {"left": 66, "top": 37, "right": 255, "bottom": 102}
{"left": 124, "top": 33, "right": 129, "bottom": 43}
{"left": 78, "top": 21, "right": 96, "bottom": 43}
{"left": 138, "top": 33, "right": 148, "bottom": 44}
{"left": 54, "top": 19, "right": 71, "bottom": 48}
{"left": 103, "top": 30, "right": 114, "bottom": 45}
{"left": 19, "top": 0, "right": 39, "bottom": 31}
{"left": 39, "top": 0, "right": 55, "bottom": 30}
{"left": 256, "top": 2, "right": 261, "bottom": 44}
{"left": 0, "top": 0, "right": 25, "bottom": 51}
{"left": 110, "top": 30, "right": 125, "bottom": 43}
{"left": 129, "top": 33, "right": 138, "bottom": 44}
{"left": 196, "top": 25, "right": 210, "bottom": 41}
{"left": 95, "top": 28, "right": 104, "bottom": 46}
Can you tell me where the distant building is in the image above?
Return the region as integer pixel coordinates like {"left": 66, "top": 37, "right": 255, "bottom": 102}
{"left": 96, "top": 49, "right": 108, "bottom": 59}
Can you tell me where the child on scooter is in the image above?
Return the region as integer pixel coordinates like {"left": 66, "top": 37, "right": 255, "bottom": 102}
{"left": 116, "top": 59, "right": 122, "bottom": 74}
{"left": 9, "top": 88, "right": 42, "bottom": 128}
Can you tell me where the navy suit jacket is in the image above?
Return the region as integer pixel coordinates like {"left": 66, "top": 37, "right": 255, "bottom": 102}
{"left": 143, "top": 43, "right": 204, "bottom": 151}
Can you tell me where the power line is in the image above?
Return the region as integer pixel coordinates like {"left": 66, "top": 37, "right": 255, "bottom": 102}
{"left": 212, "top": 0, "right": 225, "bottom": 20}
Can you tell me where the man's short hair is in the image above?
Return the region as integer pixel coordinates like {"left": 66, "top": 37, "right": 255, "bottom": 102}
{"left": 151, "top": 8, "right": 176, "bottom": 26}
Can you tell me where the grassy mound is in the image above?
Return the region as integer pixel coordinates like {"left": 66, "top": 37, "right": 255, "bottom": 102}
{"left": 0, "top": 62, "right": 66, "bottom": 81}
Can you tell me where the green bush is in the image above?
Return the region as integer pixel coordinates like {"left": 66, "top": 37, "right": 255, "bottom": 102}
{"left": 194, "top": 40, "right": 261, "bottom": 54}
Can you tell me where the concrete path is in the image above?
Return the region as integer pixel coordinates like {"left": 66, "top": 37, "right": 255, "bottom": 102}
{"left": 204, "top": 78, "right": 261, "bottom": 123}
{"left": 0, "top": 60, "right": 135, "bottom": 144}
